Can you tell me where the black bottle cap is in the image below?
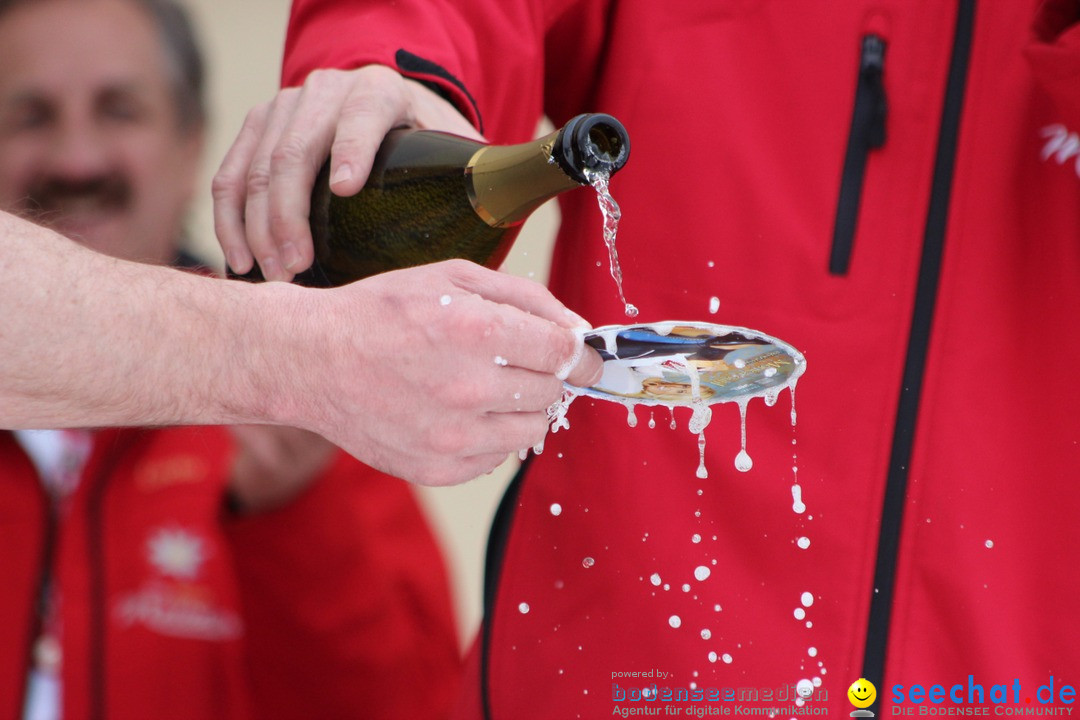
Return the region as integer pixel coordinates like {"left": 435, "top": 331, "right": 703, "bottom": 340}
{"left": 554, "top": 113, "right": 631, "bottom": 184}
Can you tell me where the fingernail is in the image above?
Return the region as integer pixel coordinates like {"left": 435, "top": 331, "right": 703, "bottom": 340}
{"left": 555, "top": 330, "right": 585, "bottom": 381}
{"left": 563, "top": 307, "right": 592, "bottom": 329}
{"left": 280, "top": 242, "right": 301, "bottom": 271}
{"left": 585, "top": 354, "right": 604, "bottom": 387}
{"left": 226, "top": 250, "right": 250, "bottom": 275}
{"left": 260, "top": 255, "right": 283, "bottom": 281}
{"left": 330, "top": 163, "right": 353, "bottom": 186}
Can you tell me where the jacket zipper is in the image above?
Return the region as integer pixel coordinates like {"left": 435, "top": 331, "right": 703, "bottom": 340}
{"left": 831, "top": 33, "right": 888, "bottom": 275}
{"left": 88, "top": 464, "right": 110, "bottom": 720}
{"left": 480, "top": 458, "right": 530, "bottom": 720}
{"left": 20, "top": 492, "right": 59, "bottom": 718}
{"left": 861, "top": 0, "right": 976, "bottom": 689}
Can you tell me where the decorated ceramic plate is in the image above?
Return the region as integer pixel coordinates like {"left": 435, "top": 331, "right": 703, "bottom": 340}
{"left": 571, "top": 321, "right": 807, "bottom": 407}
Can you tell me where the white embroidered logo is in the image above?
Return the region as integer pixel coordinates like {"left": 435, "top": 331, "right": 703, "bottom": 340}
{"left": 114, "top": 583, "right": 243, "bottom": 640}
{"left": 1040, "top": 124, "right": 1080, "bottom": 179}
{"left": 147, "top": 528, "right": 206, "bottom": 579}
{"left": 112, "top": 527, "right": 242, "bottom": 641}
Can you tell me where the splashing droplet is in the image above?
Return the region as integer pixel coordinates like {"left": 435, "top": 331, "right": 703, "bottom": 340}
{"left": 696, "top": 433, "right": 709, "bottom": 478}
{"left": 791, "top": 484, "right": 806, "bottom": 514}
{"left": 734, "top": 400, "right": 752, "bottom": 472}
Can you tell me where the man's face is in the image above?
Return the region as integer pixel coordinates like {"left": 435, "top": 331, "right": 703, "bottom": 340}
{"left": 0, "top": 0, "right": 203, "bottom": 263}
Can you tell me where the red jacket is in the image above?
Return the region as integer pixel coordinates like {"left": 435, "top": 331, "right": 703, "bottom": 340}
{"left": 0, "top": 427, "right": 461, "bottom": 720}
{"left": 283, "top": 1, "right": 1080, "bottom": 717}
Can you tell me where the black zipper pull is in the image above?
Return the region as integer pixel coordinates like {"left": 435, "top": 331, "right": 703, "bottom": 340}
{"left": 830, "top": 33, "right": 888, "bottom": 275}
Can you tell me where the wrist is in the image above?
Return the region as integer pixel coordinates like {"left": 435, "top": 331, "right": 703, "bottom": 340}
{"left": 218, "top": 280, "right": 316, "bottom": 429}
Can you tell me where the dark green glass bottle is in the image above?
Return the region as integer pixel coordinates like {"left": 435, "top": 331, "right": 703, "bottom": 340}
{"left": 243, "top": 113, "right": 630, "bottom": 287}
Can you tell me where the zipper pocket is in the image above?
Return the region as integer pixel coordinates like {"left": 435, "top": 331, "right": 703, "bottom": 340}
{"left": 830, "top": 33, "right": 888, "bottom": 275}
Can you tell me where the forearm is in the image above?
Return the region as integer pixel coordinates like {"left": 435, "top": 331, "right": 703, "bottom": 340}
{"left": 2, "top": 213, "right": 602, "bottom": 485}
{"left": 0, "top": 211, "right": 296, "bottom": 429}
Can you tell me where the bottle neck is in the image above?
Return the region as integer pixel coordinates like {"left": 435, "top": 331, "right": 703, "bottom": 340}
{"left": 465, "top": 129, "right": 581, "bottom": 228}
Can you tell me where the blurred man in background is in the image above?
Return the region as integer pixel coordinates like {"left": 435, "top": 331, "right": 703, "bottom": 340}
{"left": 0, "top": 0, "right": 462, "bottom": 717}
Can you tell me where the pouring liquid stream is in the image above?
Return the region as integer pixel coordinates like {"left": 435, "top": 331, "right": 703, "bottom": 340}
{"left": 585, "top": 168, "right": 638, "bottom": 318}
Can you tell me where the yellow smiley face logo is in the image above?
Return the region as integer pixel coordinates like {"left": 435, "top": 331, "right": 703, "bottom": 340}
{"left": 848, "top": 678, "right": 877, "bottom": 708}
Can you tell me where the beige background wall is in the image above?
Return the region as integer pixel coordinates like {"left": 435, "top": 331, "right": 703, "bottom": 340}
{"left": 178, "top": 0, "right": 559, "bottom": 647}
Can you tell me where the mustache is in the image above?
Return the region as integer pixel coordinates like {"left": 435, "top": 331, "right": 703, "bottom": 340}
{"left": 20, "top": 175, "right": 133, "bottom": 223}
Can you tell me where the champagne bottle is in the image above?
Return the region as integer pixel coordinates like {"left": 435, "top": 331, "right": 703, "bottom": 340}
{"left": 240, "top": 113, "right": 630, "bottom": 287}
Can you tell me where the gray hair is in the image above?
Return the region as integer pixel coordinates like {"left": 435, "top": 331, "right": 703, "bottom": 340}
{"left": 0, "top": 0, "right": 207, "bottom": 134}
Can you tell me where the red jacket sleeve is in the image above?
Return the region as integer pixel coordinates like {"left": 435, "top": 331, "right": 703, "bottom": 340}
{"left": 225, "top": 452, "right": 461, "bottom": 720}
{"left": 282, "top": 0, "right": 559, "bottom": 142}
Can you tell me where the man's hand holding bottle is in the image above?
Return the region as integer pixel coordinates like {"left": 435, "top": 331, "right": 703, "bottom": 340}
{"left": 214, "top": 64, "right": 481, "bottom": 280}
